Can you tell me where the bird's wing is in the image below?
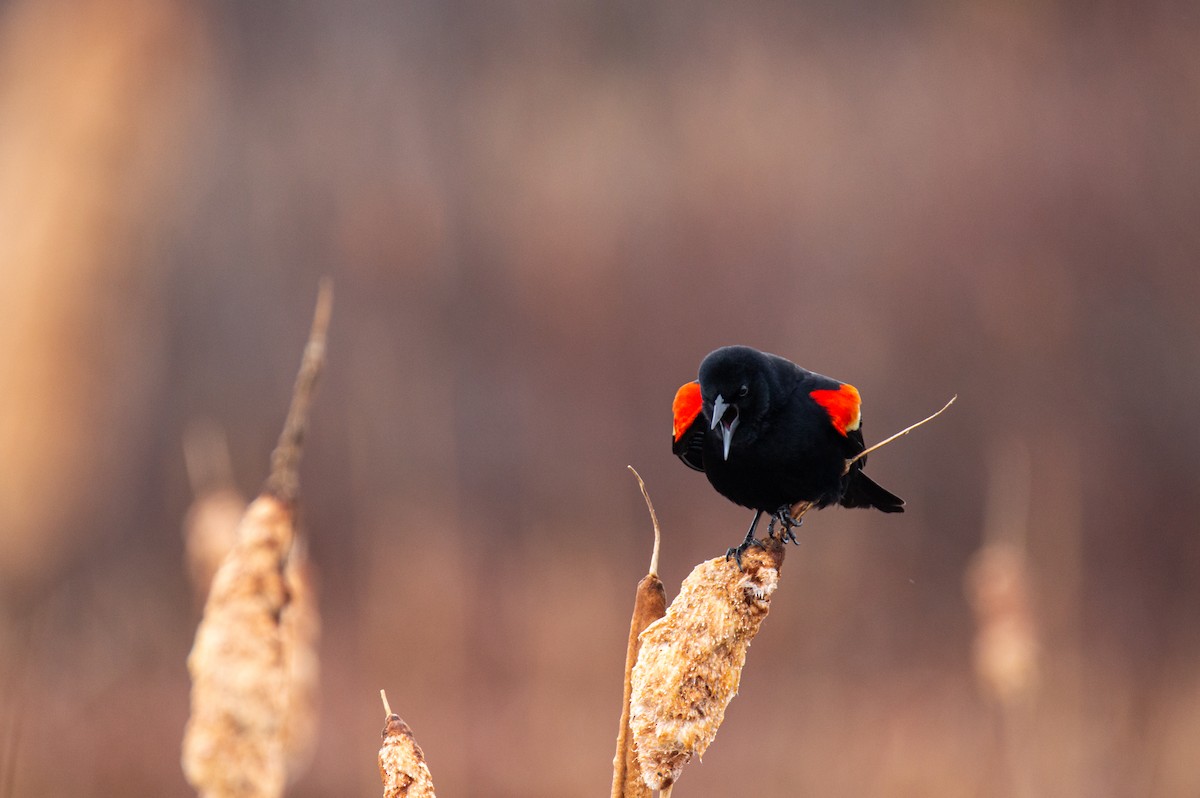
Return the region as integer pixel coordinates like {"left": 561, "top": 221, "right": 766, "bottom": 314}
{"left": 808, "top": 383, "right": 862, "bottom": 437}
{"left": 672, "top": 380, "right": 707, "bottom": 471}
{"left": 809, "top": 382, "right": 867, "bottom": 461}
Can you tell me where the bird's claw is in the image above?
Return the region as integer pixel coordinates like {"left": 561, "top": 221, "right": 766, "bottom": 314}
{"left": 769, "top": 507, "right": 804, "bottom": 545}
{"left": 724, "top": 537, "right": 765, "bottom": 569}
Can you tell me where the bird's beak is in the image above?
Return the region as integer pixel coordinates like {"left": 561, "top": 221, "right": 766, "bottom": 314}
{"left": 710, "top": 394, "right": 739, "bottom": 460}
{"left": 710, "top": 394, "right": 727, "bottom": 431}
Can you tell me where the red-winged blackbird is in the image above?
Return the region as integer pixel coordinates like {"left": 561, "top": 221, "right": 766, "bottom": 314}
{"left": 673, "top": 345, "right": 903, "bottom": 561}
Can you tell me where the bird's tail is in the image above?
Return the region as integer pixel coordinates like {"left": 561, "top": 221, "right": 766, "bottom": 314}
{"left": 841, "top": 471, "right": 905, "bottom": 513}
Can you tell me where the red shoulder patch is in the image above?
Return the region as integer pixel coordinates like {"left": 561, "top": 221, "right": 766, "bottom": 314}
{"left": 672, "top": 381, "right": 703, "bottom": 442}
{"left": 810, "top": 384, "right": 862, "bottom": 436}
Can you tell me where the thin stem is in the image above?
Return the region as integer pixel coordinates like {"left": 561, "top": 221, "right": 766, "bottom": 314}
{"left": 845, "top": 395, "right": 957, "bottom": 472}
{"left": 627, "top": 465, "right": 662, "bottom": 577}
{"left": 264, "top": 279, "right": 333, "bottom": 502}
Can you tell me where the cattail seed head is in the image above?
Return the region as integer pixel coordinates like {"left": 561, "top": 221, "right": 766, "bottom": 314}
{"left": 379, "top": 712, "right": 437, "bottom": 798}
{"left": 966, "top": 542, "right": 1038, "bottom": 702}
{"left": 182, "top": 495, "right": 297, "bottom": 798}
{"left": 630, "top": 540, "right": 784, "bottom": 791}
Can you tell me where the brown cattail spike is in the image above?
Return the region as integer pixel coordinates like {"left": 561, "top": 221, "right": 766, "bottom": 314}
{"left": 612, "top": 468, "right": 668, "bottom": 798}
{"left": 378, "top": 693, "right": 437, "bottom": 798}
{"left": 967, "top": 542, "right": 1038, "bottom": 702}
{"left": 630, "top": 537, "right": 785, "bottom": 791}
{"left": 181, "top": 284, "right": 331, "bottom": 797}
{"left": 967, "top": 440, "right": 1038, "bottom": 703}
{"left": 182, "top": 495, "right": 298, "bottom": 798}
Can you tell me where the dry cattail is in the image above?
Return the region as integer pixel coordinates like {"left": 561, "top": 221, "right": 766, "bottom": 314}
{"left": 281, "top": 534, "right": 320, "bottom": 781}
{"left": 378, "top": 691, "right": 437, "bottom": 798}
{"left": 966, "top": 542, "right": 1038, "bottom": 702}
{"left": 182, "top": 489, "right": 324, "bottom": 792}
{"left": 630, "top": 538, "right": 785, "bottom": 791}
{"left": 611, "top": 467, "right": 668, "bottom": 798}
{"left": 182, "top": 495, "right": 298, "bottom": 798}
{"left": 967, "top": 440, "right": 1039, "bottom": 704}
{"left": 181, "top": 427, "right": 320, "bottom": 784}
{"left": 181, "top": 283, "right": 330, "bottom": 797}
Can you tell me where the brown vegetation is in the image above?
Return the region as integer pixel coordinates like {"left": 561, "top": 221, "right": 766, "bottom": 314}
{"left": 611, "top": 469, "right": 667, "bottom": 798}
{"left": 630, "top": 539, "right": 785, "bottom": 792}
{"left": 378, "top": 692, "right": 437, "bottom": 798}
{"left": 181, "top": 286, "right": 329, "bottom": 797}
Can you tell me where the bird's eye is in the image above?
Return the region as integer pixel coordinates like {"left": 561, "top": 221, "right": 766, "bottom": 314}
{"left": 738, "top": 384, "right": 749, "bottom": 398}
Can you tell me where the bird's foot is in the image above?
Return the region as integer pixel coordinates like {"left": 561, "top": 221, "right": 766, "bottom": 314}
{"left": 726, "top": 510, "right": 766, "bottom": 569}
{"left": 771, "top": 506, "right": 804, "bottom": 545}
{"left": 724, "top": 536, "right": 765, "bottom": 568}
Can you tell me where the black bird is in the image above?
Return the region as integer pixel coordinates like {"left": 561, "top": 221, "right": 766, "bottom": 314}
{"left": 672, "top": 345, "right": 903, "bottom": 562}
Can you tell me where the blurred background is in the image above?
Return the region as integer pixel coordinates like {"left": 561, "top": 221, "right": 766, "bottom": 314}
{"left": 2, "top": 0, "right": 1198, "bottom": 795}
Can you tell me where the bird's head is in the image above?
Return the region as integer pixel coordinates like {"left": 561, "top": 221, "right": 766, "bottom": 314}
{"left": 698, "top": 345, "right": 773, "bottom": 460}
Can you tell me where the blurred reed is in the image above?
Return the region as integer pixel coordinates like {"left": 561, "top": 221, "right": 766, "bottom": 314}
{"left": 182, "top": 422, "right": 248, "bottom": 607}
{"left": 181, "top": 284, "right": 330, "bottom": 797}
{"left": 966, "top": 439, "right": 1040, "bottom": 798}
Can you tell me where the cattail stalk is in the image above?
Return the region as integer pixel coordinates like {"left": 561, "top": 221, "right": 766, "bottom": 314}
{"left": 611, "top": 467, "right": 668, "bottom": 798}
